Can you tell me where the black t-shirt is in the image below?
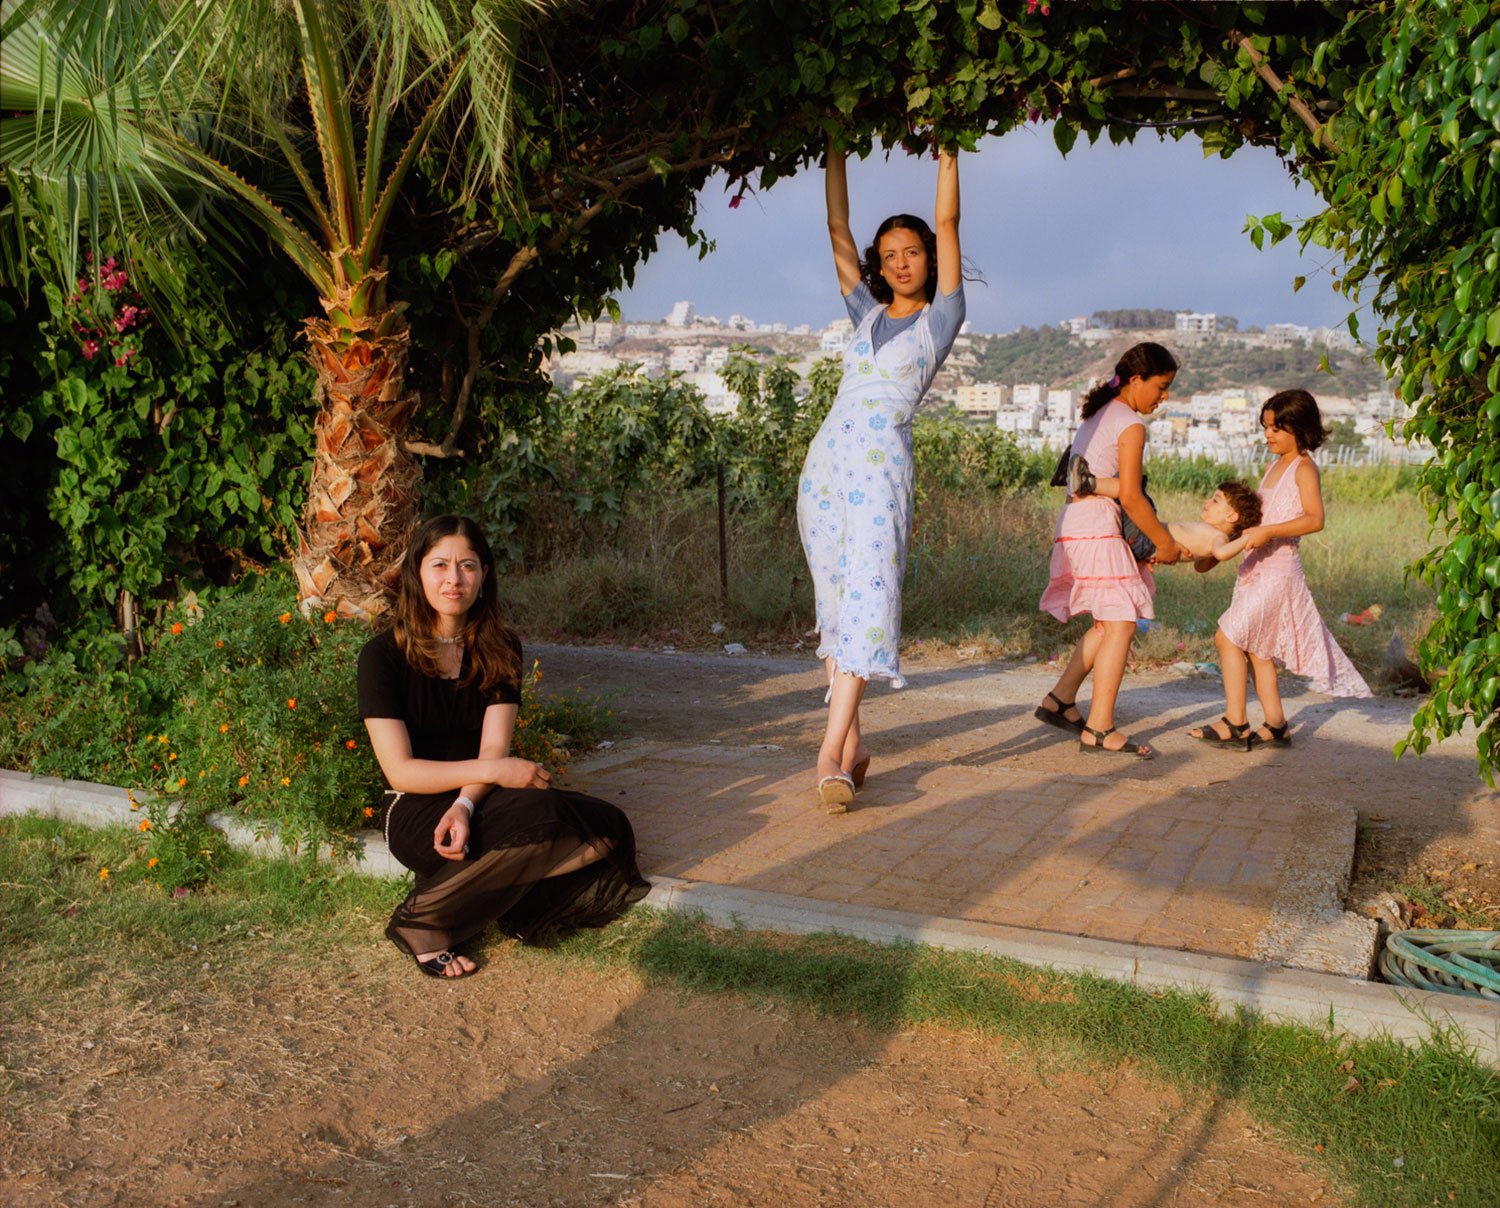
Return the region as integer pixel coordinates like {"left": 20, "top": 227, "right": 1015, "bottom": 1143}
{"left": 357, "top": 631, "right": 522, "bottom": 782}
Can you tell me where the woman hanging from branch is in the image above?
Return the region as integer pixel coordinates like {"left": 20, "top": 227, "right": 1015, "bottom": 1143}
{"left": 797, "top": 136, "right": 966, "bottom": 812}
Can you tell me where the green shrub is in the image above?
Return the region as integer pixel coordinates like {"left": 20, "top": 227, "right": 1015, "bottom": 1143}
{"left": 0, "top": 571, "right": 612, "bottom": 855}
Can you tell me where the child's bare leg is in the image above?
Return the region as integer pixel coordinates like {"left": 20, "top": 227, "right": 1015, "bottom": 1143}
{"left": 1081, "top": 620, "right": 1140, "bottom": 750}
{"left": 1190, "top": 628, "right": 1250, "bottom": 739}
{"left": 1247, "top": 653, "right": 1287, "bottom": 739}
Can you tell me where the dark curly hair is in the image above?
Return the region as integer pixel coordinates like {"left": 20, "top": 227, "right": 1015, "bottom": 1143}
{"left": 388, "top": 515, "right": 520, "bottom": 694}
{"left": 1216, "top": 480, "right": 1262, "bottom": 540}
{"left": 860, "top": 214, "right": 938, "bottom": 305}
{"left": 1260, "top": 389, "right": 1329, "bottom": 452}
{"left": 1080, "top": 342, "right": 1179, "bottom": 420}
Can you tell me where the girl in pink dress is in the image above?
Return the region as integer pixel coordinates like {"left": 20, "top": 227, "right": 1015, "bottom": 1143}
{"left": 1189, "top": 390, "right": 1371, "bottom": 751}
{"left": 1037, "top": 343, "right": 1182, "bottom": 758}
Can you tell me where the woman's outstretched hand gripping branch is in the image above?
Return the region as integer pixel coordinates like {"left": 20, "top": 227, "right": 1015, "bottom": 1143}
{"left": 825, "top": 138, "right": 861, "bottom": 296}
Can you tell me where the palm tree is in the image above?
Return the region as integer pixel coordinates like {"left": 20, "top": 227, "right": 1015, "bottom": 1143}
{"left": 1, "top": 0, "right": 551, "bottom": 617}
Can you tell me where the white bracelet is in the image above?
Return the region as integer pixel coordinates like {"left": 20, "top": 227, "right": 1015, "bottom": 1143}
{"left": 454, "top": 795, "right": 475, "bottom": 818}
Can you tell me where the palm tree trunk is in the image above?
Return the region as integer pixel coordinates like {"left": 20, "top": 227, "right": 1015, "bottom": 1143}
{"left": 292, "top": 298, "right": 422, "bottom": 619}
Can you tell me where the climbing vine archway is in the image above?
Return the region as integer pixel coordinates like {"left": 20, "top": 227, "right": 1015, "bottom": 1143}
{"left": 492, "top": 0, "right": 1494, "bottom": 775}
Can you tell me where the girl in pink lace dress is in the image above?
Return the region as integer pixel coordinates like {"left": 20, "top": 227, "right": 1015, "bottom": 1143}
{"left": 1037, "top": 343, "right": 1182, "bottom": 758}
{"left": 1190, "top": 390, "right": 1371, "bottom": 751}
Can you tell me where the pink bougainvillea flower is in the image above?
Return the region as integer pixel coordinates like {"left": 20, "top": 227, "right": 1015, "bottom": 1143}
{"left": 81, "top": 339, "right": 100, "bottom": 360}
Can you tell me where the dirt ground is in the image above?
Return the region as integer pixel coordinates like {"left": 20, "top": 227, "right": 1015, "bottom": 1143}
{"left": 9, "top": 642, "right": 1495, "bottom": 1207}
{"left": 3, "top": 942, "right": 1341, "bottom": 1208}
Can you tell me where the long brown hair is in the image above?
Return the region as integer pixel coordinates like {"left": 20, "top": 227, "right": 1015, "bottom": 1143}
{"left": 1080, "top": 342, "right": 1179, "bottom": 421}
{"left": 388, "top": 515, "right": 520, "bottom": 692}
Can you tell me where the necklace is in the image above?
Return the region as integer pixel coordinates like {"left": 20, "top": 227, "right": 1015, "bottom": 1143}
{"left": 435, "top": 634, "right": 464, "bottom": 645}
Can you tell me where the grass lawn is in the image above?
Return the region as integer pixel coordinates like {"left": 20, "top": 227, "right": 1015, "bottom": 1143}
{"left": 4, "top": 816, "right": 1495, "bottom": 1208}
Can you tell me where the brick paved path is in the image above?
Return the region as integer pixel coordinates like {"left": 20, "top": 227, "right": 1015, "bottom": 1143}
{"left": 547, "top": 645, "right": 1493, "bottom": 970}
{"left": 577, "top": 741, "right": 1307, "bottom": 960}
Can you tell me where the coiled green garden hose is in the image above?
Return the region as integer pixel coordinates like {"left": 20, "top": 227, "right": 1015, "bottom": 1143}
{"left": 1378, "top": 929, "right": 1500, "bottom": 999}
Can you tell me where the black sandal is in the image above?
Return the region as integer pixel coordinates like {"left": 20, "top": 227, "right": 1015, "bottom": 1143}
{"left": 1034, "top": 691, "right": 1086, "bottom": 734}
{"left": 1245, "top": 721, "right": 1292, "bottom": 751}
{"left": 414, "top": 949, "right": 476, "bottom": 979}
{"left": 1079, "top": 725, "right": 1154, "bottom": 759}
{"left": 1189, "top": 716, "right": 1251, "bottom": 749}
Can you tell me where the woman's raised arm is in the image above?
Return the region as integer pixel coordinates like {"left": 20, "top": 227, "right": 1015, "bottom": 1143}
{"left": 826, "top": 138, "right": 862, "bottom": 296}
{"left": 934, "top": 149, "right": 961, "bottom": 296}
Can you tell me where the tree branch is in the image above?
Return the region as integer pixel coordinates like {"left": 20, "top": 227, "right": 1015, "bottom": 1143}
{"left": 1232, "top": 31, "right": 1341, "bottom": 155}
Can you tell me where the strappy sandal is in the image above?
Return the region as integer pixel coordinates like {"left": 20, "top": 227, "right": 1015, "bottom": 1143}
{"left": 414, "top": 949, "right": 476, "bottom": 979}
{"left": 1189, "top": 716, "right": 1251, "bottom": 749}
{"left": 817, "top": 773, "right": 855, "bottom": 813}
{"left": 1245, "top": 721, "right": 1292, "bottom": 751}
{"left": 1079, "top": 725, "right": 1155, "bottom": 759}
{"left": 1034, "top": 692, "right": 1086, "bottom": 734}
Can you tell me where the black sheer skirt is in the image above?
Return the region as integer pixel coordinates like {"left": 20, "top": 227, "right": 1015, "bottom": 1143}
{"left": 380, "top": 786, "right": 650, "bottom": 955}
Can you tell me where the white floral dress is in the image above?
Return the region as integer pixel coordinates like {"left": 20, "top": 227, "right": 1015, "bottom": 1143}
{"left": 796, "top": 292, "right": 955, "bottom": 686}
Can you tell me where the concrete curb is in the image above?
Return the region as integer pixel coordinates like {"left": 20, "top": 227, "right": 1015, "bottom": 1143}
{"left": 5, "top": 767, "right": 1495, "bottom": 1065}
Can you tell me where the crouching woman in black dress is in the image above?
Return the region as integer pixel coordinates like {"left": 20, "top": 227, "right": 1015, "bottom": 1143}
{"left": 358, "top": 515, "right": 649, "bottom": 978}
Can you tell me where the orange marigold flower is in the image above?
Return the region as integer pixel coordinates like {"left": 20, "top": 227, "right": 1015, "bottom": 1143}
{"left": 171, "top": 622, "right": 183, "bottom": 635}
{"left": 168, "top": 752, "right": 177, "bottom": 761}
{"left": 312, "top": 741, "right": 321, "bottom": 750}
{"left": 99, "top": 867, "right": 109, "bottom": 881}
{"left": 177, "top": 777, "right": 187, "bottom": 789}
{"left": 363, "top": 806, "right": 375, "bottom": 818}
{"left": 238, "top": 774, "right": 249, "bottom": 787}
{"left": 345, "top": 739, "right": 358, "bottom": 750}
{"left": 323, "top": 609, "right": 337, "bottom": 623}
{"left": 219, "top": 723, "right": 229, "bottom": 733}
{"left": 158, "top": 735, "right": 170, "bottom": 744}
{"left": 139, "top": 818, "right": 153, "bottom": 831}
{"left": 215, "top": 639, "right": 224, "bottom": 648}
{"left": 280, "top": 776, "right": 291, "bottom": 786}
{"left": 287, "top": 698, "right": 297, "bottom": 709}
{"left": 279, "top": 612, "right": 292, "bottom": 624}
{"left": 147, "top": 857, "right": 159, "bottom": 869}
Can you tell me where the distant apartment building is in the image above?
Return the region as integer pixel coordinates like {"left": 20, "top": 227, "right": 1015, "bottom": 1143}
{"left": 954, "top": 383, "right": 1008, "bottom": 419}
{"left": 1012, "top": 383, "right": 1044, "bottom": 409}
{"left": 821, "top": 317, "right": 854, "bottom": 352}
{"left": 1175, "top": 311, "right": 1217, "bottom": 336}
{"left": 1265, "top": 323, "right": 1310, "bottom": 348}
{"left": 995, "top": 404, "right": 1044, "bottom": 436}
{"left": 1218, "top": 393, "right": 1256, "bottom": 436}
{"left": 702, "top": 346, "right": 731, "bottom": 371}
{"left": 623, "top": 321, "right": 656, "bottom": 339}
{"left": 668, "top": 347, "right": 702, "bottom": 373}
{"left": 666, "top": 300, "right": 696, "bottom": 327}
{"left": 726, "top": 313, "right": 755, "bottom": 332}
{"left": 684, "top": 371, "right": 735, "bottom": 414}
{"left": 1060, "top": 316, "right": 1090, "bottom": 336}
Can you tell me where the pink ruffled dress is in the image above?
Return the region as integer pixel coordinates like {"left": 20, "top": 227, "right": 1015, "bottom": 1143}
{"left": 1218, "top": 454, "right": 1371, "bottom": 698}
{"left": 1039, "top": 399, "right": 1155, "bottom": 624}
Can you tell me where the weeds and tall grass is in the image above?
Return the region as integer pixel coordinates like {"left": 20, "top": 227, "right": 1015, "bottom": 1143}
{"left": 507, "top": 479, "right": 1434, "bottom": 688}
{"left": 6, "top": 816, "right": 1494, "bottom": 1208}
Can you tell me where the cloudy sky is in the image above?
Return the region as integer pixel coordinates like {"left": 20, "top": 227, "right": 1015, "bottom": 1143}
{"left": 614, "top": 126, "right": 1360, "bottom": 336}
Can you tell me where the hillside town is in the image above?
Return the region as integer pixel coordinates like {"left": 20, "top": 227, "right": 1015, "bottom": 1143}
{"left": 549, "top": 303, "right": 1424, "bottom": 466}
